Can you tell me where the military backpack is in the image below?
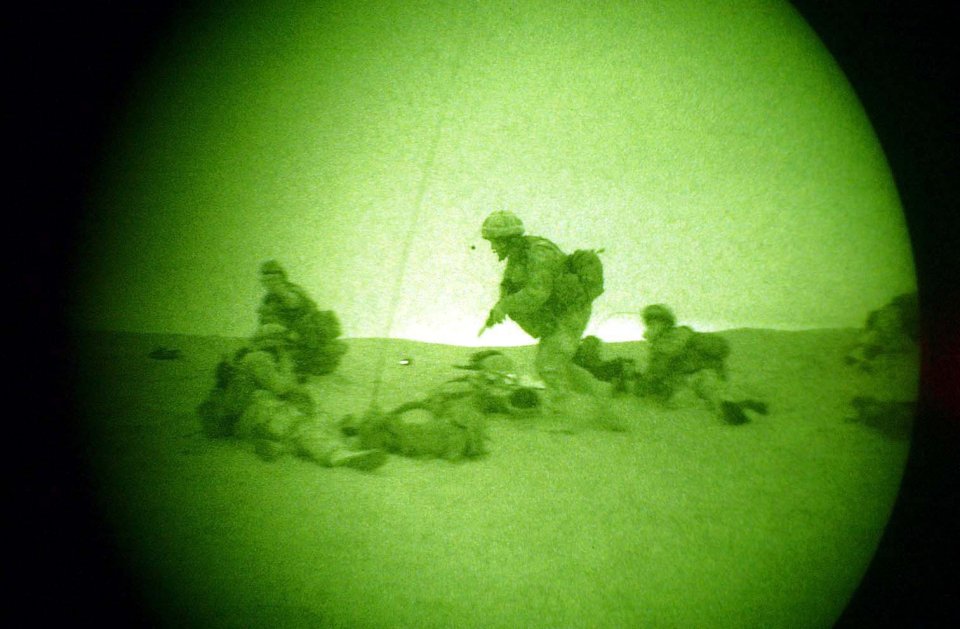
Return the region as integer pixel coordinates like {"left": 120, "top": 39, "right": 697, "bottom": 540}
{"left": 567, "top": 248, "right": 605, "bottom": 302}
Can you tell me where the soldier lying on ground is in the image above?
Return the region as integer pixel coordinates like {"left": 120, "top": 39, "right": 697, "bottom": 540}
{"left": 257, "top": 259, "right": 348, "bottom": 378}
{"left": 573, "top": 335, "right": 637, "bottom": 395}
{"left": 197, "top": 323, "right": 386, "bottom": 470}
{"left": 342, "top": 351, "right": 544, "bottom": 460}
{"left": 844, "top": 292, "right": 919, "bottom": 372}
{"left": 637, "top": 304, "right": 768, "bottom": 425}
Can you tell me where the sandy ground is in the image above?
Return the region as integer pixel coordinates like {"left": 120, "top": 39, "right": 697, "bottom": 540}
{"left": 74, "top": 329, "right": 916, "bottom": 628}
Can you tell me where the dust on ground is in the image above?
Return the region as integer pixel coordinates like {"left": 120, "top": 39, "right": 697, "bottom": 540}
{"left": 73, "top": 329, "right": 916, "bottom": 628}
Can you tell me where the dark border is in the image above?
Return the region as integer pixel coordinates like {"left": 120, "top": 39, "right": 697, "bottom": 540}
{"left": 10, "top": 2, "right": 957, "bottom": 626}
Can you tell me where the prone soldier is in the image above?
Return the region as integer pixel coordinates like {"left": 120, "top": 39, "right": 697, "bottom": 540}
{"left": 197, "top": 323, "right": 386, "bottom": 470}
{"left": 345, "top": 350, "right": 544, "bottom": 460}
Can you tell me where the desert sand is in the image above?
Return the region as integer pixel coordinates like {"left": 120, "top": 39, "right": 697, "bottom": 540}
{"left": 73, "top": 328, "right": 916, "bottom": 628}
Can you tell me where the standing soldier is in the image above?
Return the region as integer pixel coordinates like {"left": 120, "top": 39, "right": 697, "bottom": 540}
{"left": 257, "top": 260, "right": 347, "bottom": 377}
{"left": 478, "top": 211, "right": 605, "bottom": 413}
{"left": 637, "top": 304, "right": 768, "bottom": 425}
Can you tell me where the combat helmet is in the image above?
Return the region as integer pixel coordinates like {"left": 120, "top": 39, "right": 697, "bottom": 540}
{"left": 455, "top": 350, "right": 518, "bottom": 382}
{"left": 481, "top": 211, "right": 525, "bottom": 240}
{"left": 642, "top": 304, "right": 676, "bottom": 328}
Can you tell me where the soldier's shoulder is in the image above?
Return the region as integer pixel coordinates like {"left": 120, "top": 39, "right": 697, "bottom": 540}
{"left": 525, "top": 236, "right": 565, "bottom": 260}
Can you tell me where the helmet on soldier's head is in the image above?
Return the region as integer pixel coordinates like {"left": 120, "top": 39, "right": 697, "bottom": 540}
{"left": 252, "top": 323, "right": 292, "bottom": 348}
{"left": 455, "top": 350, "right": 516, "bottom": 377}
{"left": 436, "top": 378, "right": 476, "bottom": 399}
{"left": 642, "top": 304, "right": 676, "bottom": 327}
{"left": 481, "top": 211, "right": 525, "bottom": 240}
{"left": 476, "top": 353, "right": 516, "bottom": 378}
{"left": 260, "top": 259, "right": 286, "bottom": 277}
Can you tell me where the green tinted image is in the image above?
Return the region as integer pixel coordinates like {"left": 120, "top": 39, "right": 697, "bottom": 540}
{"left": 71, "top": 1, "right": 919, "bottom": 627}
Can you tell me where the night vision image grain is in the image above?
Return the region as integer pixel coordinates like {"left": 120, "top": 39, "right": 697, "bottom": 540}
{"left": 67, "top": 1, "right": 919, "bottom": 627}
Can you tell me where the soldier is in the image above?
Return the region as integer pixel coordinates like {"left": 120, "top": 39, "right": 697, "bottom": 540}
{"left": 453, "top": 349, "right": 545, "bottom": 416}
{"left": 478, "top": 211, "right": 606, "bottom": 413}
{"left": 198, "top": 323, "right": 386, "bottom": 470}
{"left": 844, "top": 292, "right": 919, "bottom": 372}
{"left": 257, "top": 260, "right": 348, "bottom": 378}
{"left": 637, "top": 304, "right": 767, "bottom": 425}
{"left": 573, "top": 335, "right": 637, "bottom": 395}
{"left": 345, "top": 351, "right": 544, "bottom": 460}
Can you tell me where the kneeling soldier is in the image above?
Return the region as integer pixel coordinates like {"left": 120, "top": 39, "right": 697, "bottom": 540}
{"left": 637, "top": 304, "right": 768, "bottom": 425}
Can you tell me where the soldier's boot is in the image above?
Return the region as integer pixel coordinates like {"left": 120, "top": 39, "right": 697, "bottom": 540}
{"left": 329, "top": 448, "right": 388, "bottom": 471}
{"left": 719, "top": 401, "right": 750, "bottom": 425}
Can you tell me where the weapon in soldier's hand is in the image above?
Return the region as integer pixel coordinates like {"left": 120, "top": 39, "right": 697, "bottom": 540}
{"left": 478, "top": 311, "right": 496, "bottom": 337}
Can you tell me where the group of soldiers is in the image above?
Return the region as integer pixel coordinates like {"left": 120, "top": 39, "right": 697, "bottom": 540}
{"left": 475, "top": 210, "right": 768, "bottom": 426}
{"left": 196, "top": 261, "right": 387, "bottom": 469}
{"left": 198, "top": 209, "right": 917, "bottom": 468}
{"left": 842, "top": 291, "right": 919, "bottom": 440}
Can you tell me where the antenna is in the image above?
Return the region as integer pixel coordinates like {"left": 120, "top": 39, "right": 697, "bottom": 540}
{"left": 366, "top": 4, "right": 475, "bottom": 410}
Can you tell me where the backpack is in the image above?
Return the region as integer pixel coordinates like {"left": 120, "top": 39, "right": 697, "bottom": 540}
{"left": 567, "top": 249, "right": 605, "bottom": 302}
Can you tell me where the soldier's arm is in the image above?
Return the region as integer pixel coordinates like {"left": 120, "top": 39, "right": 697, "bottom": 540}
{"left": 277, "top": 283, "right": 306, "bottom": 309}
{"left": 240, "top": 350, "right": 298, "bottom": 396}
{"left": 498, "top": 246, "right": 556, "bottom": 315}
{"left": 644, "top": 328, "right": 692, "bottom": 380}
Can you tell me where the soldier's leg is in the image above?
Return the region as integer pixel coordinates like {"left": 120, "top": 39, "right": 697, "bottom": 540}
{"left": 238, "top": 395, "right": 308, "bottom": 460}
{"left": 535, "top": 328, "right": 579, "bottom": 413}
{"left": 691, "top": 370, "right": 751, "bottom": 424}
{"left": 536, "top": 306, "right": 600, "bottom": 396}
{"left": 536, "top": 309, "right": 622, "bottom": 430}
{"left": 293, "top": 420, "right": 387, "bottom": 470}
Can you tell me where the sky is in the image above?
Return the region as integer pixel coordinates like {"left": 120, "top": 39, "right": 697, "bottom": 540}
{"left": 71, "top": 0, "right": 916, "bottom": 346}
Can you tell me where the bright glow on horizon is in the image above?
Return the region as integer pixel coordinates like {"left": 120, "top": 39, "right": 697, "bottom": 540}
{"left": 73, "top": 0, "right": 915, "bottom": 345}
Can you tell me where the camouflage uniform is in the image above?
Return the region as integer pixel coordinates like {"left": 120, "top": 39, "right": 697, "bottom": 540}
{"left": 573, "top": 335, "right": 637, "bottom": 394}
{"left": 353, "top": 379, "right": 488, "bottom": 461}
{"left": 350, "top": 351, "right": 543, "bottom": 460}
{"left": 638, "top": 304, "right": 766, "bottom": 425}
{"left": 480, "top": 212, "right": 603, "bottom": 410}
{"left": 258, "top": 260, "right": 348, "bottom": 377}
{"left": 198, "top": 324, "right": 385, "bottom": 469}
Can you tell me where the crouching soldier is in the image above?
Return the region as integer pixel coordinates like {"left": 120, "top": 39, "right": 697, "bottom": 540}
{"left": 637, "top": 304, "right": 768, "bottom": 425}
{"left": 573, "top": 336, "right": 637, "bottom": 395}
{"left": 844, "top": 292, "right": 919, "bottom": 372}
{"left": 257, "top": 260, "right": 348, "bottom": 378}
{"left": 198, "top": 323, "right": 386, "bottom": 470}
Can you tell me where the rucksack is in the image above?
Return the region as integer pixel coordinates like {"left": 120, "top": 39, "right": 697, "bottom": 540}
{"left": 567, "top": 249, "right": 605, "bottom": 302}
